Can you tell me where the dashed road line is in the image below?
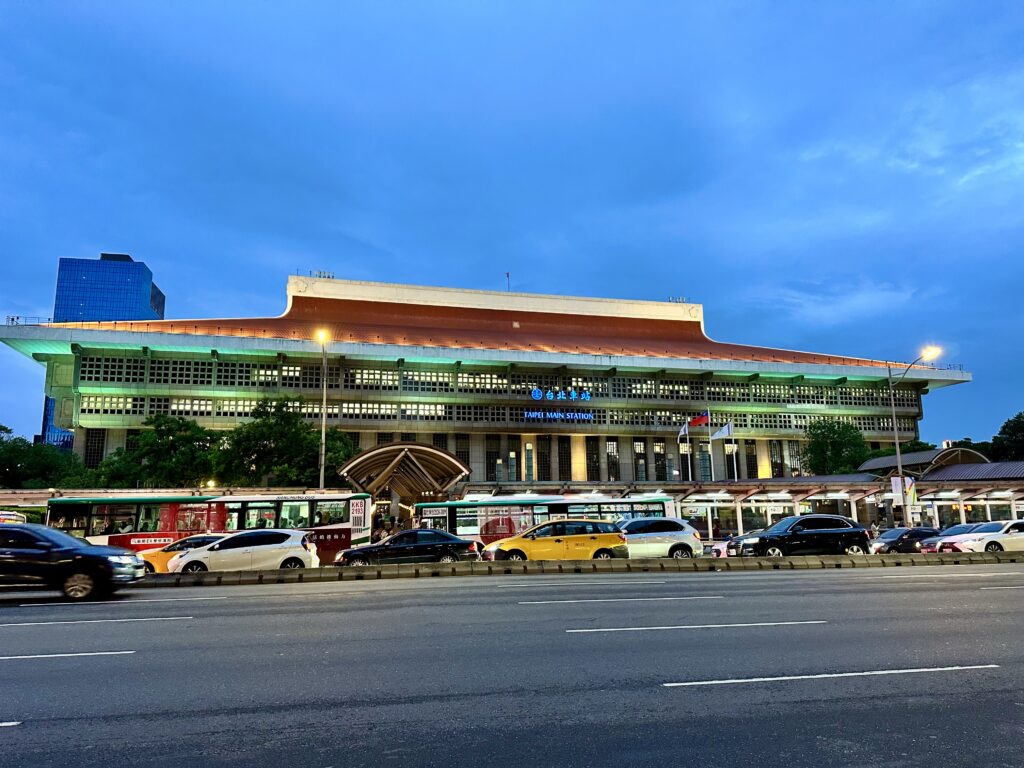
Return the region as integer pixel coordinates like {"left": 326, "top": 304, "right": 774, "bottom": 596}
{"left": 0, "top": 651, "right": 136, "bottom": 661}
{"left": 0, "top": 616, "right": 192, "bottom": 628}
{"left": 520, "top": 596, "right": 724, "bottom": 605}
{"left": 662, "top": 664, "right": 1000, "bottom": 687}
{"left": 567, "top": 620, "right": 828, "bottom": 634}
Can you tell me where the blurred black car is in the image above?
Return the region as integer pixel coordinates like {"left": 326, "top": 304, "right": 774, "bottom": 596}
{"left": 335, "top": 528, "right": 480, "bottom": 566}
{"left": 740, "top": 515, "right": 871, "bottom": 557}
{"left": 0, "top": 523, "right": 144, "bottom": 600}
{"left": 869, "top": 527, "right": 940, "bottom": 554}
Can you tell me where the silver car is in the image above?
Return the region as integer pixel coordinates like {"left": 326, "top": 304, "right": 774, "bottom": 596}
{"left": 618, "top": 517, "right": 703, "bottom": 559}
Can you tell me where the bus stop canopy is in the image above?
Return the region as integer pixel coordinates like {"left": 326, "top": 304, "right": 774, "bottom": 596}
{"left": 338, "top": 442, "right": 471, "bottom": 501}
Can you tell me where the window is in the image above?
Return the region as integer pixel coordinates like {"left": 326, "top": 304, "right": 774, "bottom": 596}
{"left": 279, "top": 502, "right": 310, "bottom": 528}
{"left": 416, "top": 531, "right": 448, "bottom": 543}
{"left": 745, "top": 441, "right": 758, "bottom": 479}
{"left": 648, "top": 520, "right": 683, "bottom": 534}
{"left": 0, "top": 529, "right": 42, "bottom": 548}
{"left": 485, "top": 434, "right": 501, "bottom": 482}
{"left": 249, "top": 531, "right": 291, "bottom": 547}
{"left": 219, "top": 532, "right": 259, "bottom": 550}
{"left": 653, "top": 438, "right": 667, "bottom": 482}
{"left": 585, "top": 436, "right": 601, "bottom": 482}
{"left": 315, "top": 501, "right": 350, "bottom": 526}
{"left": 557, "top": 436, "right": 572, "bottom": 482}
{"left": 594, "top": 521, "right": 620, "bottom": 534}
{"left": 563, "top": 521, "right": 592, "bottom": 536}
{"left": 537, "top": 436, "right": 552, "bottom": 482}
{"left": 530, "top": 523, "right": 554, "bottom": 538}
{"left": 377, "top": 433, "right": 394, "bottom": 445}
{"left": 455, "top": 434, "right": 471, "bottom": 469}
{"left": 432, "top": 433, "right": 449, "bottom": 451}
{"left": 625, "top": 520, "right": 654, "bottom": 534}
{"left": 1009, "top": 522, "right": 1024, "bottom": 534}
{"left": 389, "top": 532, "right": 417, "bottom": 546}
{"left": 606, "top": 438, "right": 620, "bottom": 482}
{"left": 84, "top": 428, "right": 106, "bottom": 469}
{"left": 768, "top": 440, "right": 785, "bottom": 478}
{"left": 632, "top": 437, "right": 647, "bottom": 481}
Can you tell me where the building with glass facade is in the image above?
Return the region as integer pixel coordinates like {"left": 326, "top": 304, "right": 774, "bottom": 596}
{"left": 2, "top": 275, "right": 969, "bottom": 479}
{"left": 34, "top": 253, "right": 166, "bottom": 449}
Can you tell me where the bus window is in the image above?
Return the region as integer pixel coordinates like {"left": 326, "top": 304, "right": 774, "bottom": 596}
{"left": 89, "top": 504, "right": 137, "bottom": 535}
{"left": 474, "top": 505, "right": 534, "bottom": 543}
{"left": 315, "top": 500, "right": 349, "bottom": 526}
{"left": 244, "top": 503, "right": 277, "bottom": 529}
{"left": 419, "top": 507, "right": 449, "bottom": 532}
{"left": 280, "top": 501, "right": 310, "bottom": 529}
{"left": 138, "top": 504, "right": 162, "bottom": 532}
{"left": 223, "top": 502, "right": 243, "bottom": 530}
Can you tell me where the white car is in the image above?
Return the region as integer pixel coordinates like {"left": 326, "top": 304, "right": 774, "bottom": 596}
{"left": 168, "top": 529, "right": 319, "bottom": 572}
{"left": 946, "top": 520, "right": 1024, "bottom": 553}
{"left": 617, "top": 517, "right": 703, "bottom": 559}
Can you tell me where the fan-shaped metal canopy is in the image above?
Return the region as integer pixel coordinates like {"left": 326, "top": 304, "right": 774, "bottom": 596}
{"left": 338, "top": 442, "right": 470, "bottom": 501}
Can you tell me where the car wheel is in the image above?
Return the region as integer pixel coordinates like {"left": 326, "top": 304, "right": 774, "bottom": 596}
{"left": 506, "top": 550, "right": 527, "bottom": 561}
{"left": 670, "top": 545, "right": 693, "bottom": 559}
{"left": 985, "top": 542, "right": 1003, "bottom": 553}
{"left": 280, "top": 558, "right": 305, "bottom": 569}
{"left": 593, "top": 549, "right": 614, "bottom": 560}
{"left": 438, "top": 553, "right": 459, "bottom": 564}
{"left": 887, "top": 546, "right": 900, "bottom": 554}
{"left": 62, "top": 571, "right": 98, "bottom": 601}
{"left": 845, "top": 544, "right": 867, "bottom": 555}
{"left": 764, "top": 546, "right": 785, "bottom": 558}
{"left": 182, "top": 562, "right": 208, "bottom": 573}
{"left": 144, "top": 561, "right": 155, "bottom": 574}
{"left": 348, "top": 557, "right": 369, "bottom": 567}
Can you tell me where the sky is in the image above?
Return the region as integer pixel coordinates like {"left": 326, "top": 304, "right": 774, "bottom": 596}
{"left": 1, "top": 1, "right": 1021, "bottom": 443}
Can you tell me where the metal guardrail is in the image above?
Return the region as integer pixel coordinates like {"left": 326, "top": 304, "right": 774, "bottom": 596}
{"left": 6, "top": 315, "right": 53, "bottom": 326}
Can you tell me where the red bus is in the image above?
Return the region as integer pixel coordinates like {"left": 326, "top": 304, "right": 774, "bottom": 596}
{"left": 47, "top": 492, "right": 373, "bottom": 564}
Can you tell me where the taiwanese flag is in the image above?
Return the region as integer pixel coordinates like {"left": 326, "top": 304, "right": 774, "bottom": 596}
{"left": 689, "top": 410, "right": 710, "bottom": 427}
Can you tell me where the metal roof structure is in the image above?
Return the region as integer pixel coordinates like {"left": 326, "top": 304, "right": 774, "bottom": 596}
{"left": 858, "top": 447, "right": 990, "bottom": 476}
{"left": 922, "top": 462, "right": 1024, "bottom": 482}
{"left": 338, "top": 442, "right": 471, "bottom": 500}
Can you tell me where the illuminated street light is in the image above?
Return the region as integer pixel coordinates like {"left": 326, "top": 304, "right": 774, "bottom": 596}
{"left": 887, "top": 345, "right": 943, "bottom": 526}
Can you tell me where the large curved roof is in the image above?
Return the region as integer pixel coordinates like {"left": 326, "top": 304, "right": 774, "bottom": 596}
{"left": 339, "top": 442, "right": 471, "bottom": 500}
{"left": 36, "top": 276, "right": 945, "bottom": 370}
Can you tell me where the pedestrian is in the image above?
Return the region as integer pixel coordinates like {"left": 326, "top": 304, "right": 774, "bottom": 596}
{"left": 870, "top": 521, "right": 879, "bottom": 539}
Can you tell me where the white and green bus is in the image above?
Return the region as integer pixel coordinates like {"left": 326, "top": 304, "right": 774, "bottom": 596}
{"left": 413, "top": 494, "right": 677, "bottom": 546}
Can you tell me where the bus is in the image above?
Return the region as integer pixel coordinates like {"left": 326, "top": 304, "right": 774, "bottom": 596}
{"left": 414, "top": 494, "right": 677, "bottom": 545}
{"left": 0, "top": 510, "right": 28, "bottom": 525}
{"left": 46, "top": 492, "right": 373, "bottom": 563}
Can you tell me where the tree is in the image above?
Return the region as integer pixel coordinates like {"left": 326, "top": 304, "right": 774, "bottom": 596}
{"left": 991, "top": 412, "right": 1024, "bottom": 462}
{"left": 217, "top": 399, "right": 357, "bottom": 486}
{"left": 866, "top": 439, "right": 937, "bottom": 461}
{"left": 950, "top": 437, "right": 994, "bottom": 460}
{"left": 0, "top": 423, "right": 87, "bottom": 489}
{"left": 802, "top": 418, "right": 870, "bottom": 476}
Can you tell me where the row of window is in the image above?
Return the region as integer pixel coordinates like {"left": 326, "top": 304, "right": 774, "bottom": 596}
{"left": 77, "top": 395, "right": 917, "bottom": 433}
{"left": 74, "top": 356, "right": 919, "bottom": 408}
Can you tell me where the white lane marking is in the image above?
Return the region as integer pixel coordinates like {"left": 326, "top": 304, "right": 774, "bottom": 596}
{"left": 0, "top": 651, "right": 136, "bottom": 661}
{"left": 0, "top": 616, "right": 192, "bottom": 628}
{"left": 980, "top": 585, "right": 1024, "bottom": 590}
{"left": 662, "top": 664, "right": 1000, "bottom": 687}
{"left": 861, "top": 572, "right": 1022, "bottom": 579}
{"left": 497, "top": 580, "right": 667, "bottom": 588}
{"left": 567, "top": 620, "right": 827, "bottom": 634}
{"left": 0, "top": 722, "right": 22, "bottom": 727}
{"left": 520, "top": 596, "right": 724, "bottom": 605}
{"left": 19, "top": 596, "right": 228, "bottom": 608}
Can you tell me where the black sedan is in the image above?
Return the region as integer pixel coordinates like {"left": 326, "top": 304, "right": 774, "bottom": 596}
{"left": 869, "top": 527, "right": 940, "bottom": 554}
{"left": 334, "top": 528, "right": 480, "bottom": 566}
{"left": 0, "top": 523, "right": 145, "bottom": 600}
{"left": 740, "top": 514, "right": 871, "bottom": 557}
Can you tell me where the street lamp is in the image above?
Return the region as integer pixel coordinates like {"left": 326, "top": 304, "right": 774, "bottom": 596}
{"left": 316, "top": 329, "right": 329, "bottom": 490}
{"left": 887, "top": 345, "right": 942, "bottom": 525}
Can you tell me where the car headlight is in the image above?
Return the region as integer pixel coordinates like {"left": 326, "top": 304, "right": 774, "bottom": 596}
{"left": 107, "top": 555, "right": 137, "bottom": 565}
{"left": 744, "top": 537, "right": 760, "bottom": 544}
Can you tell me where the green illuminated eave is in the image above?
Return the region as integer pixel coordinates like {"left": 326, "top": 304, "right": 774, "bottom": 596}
{"left": 49, "top": 496, "right": 218, "bottom": 505}
{"left": 415, "top": 496, "right": 673, "bottom": 509}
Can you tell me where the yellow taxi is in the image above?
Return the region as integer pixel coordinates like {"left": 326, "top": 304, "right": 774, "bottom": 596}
{"left": 141, "top": 534, "right": 225, "bottom": 573}
{"left": 484, "top": 519, "right": 629, "bottom": 561}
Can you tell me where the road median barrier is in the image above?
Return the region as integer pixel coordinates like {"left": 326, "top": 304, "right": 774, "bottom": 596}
{"left": 133, "top": 551, "right": 1022, "bottom": 589}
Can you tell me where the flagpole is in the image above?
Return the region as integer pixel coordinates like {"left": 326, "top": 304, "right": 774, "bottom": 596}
{"left": 732, "top": 435, "right": 739, "bottom": 480}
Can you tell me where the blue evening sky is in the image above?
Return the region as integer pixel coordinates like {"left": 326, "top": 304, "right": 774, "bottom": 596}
{"left": 1, "top": 2, "right": 1021, "bottom": 443}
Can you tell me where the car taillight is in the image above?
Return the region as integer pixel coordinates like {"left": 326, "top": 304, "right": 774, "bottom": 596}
{"left": 618, "top": 533, "right": 627, "bottom": 542}
{"left": 468, "top": 542, "right": 477, "bottom": 552}
{"left": 301, "top": 537, "right": 310, "bottom": 552}
{"left": 694, "top": 531, "right": 702, "bottom": 540}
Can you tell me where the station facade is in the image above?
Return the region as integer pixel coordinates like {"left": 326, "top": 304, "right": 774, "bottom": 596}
{"left": 0, "top": 276, "right": 970, "bottom": 483}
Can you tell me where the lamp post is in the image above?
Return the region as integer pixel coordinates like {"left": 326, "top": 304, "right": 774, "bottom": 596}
{"left": 317, "top": 329, "right": 329, "bottom": 491}
{"left": 887, "top": 345, "right": 941, "bottom": 526}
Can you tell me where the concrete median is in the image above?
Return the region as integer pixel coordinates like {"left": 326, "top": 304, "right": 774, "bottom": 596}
{"left": 131, "top": 551, "right": 1024, "bottom": 588}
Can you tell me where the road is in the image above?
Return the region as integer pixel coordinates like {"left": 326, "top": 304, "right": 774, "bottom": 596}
{"left": 1, "top": 565, "right": 1023, "bottom": 768}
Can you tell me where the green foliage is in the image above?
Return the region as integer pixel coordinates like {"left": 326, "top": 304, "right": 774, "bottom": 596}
{"left": 216, "top": 399, "right": 357, "bottom": 487}
{"left": 0, "top": 424, "right": 86, "bottom": 489}
{"left": 992, "top": 412, "right": 1024, "bottom": 462}
{"left": 949, "top": 437, "right": 994, "bottom": 459}
{"left": 866, "top": 439, "right": 937, "bottom": 461}
{"left": 802, "top": 418, "right": 870, "bottom": 476}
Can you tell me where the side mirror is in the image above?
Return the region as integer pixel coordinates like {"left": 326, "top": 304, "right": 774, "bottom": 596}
{"left": 210, "top": 544, "right": 220, "bottom": 551}
{"left": 792, "top": 525, "right": 804, "bottom": 533}
{"left": 527, "top": 534, "right": 537, "bottom": 540}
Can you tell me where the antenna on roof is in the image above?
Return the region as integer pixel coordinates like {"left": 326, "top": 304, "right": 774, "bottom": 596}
{"left": 505, "top": 272, "right": 510, "bottom": 292}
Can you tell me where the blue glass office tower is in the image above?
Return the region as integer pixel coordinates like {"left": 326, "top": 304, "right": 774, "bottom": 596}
{"left": 52, "top": 253, "right": 165, "bottom": 323}
{"left": 37, "top": 254, "right": 165, "bottom": 450}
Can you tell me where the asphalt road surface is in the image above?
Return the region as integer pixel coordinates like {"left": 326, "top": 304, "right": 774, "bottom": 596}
{"left": 2, "top": 565, "right": 1024, "bottom": 768}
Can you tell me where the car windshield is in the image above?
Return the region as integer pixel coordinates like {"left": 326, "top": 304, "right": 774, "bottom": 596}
{"left": 33, "top": 526, "right": 89, "bottom": 548}
{"left": 973, "top": 522, "right": 1003, "bottom": 534}
{"left": 763, "top": 517, "right": 799, "bottom": 534}
{"left": 940, "top": 524, "right": 977, "bottom": 536}
{"left": 879, "top": 528, "right": 907, "bottom": 539}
